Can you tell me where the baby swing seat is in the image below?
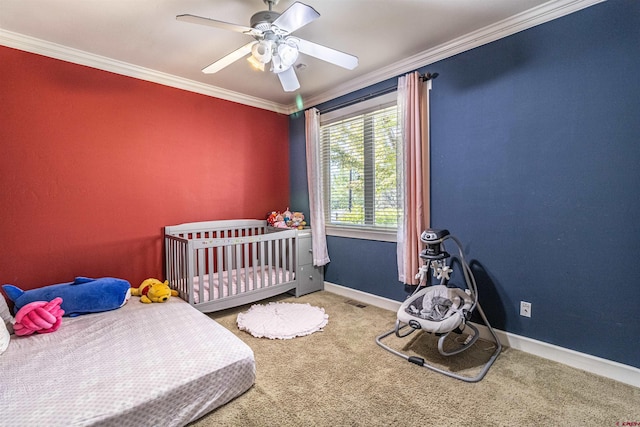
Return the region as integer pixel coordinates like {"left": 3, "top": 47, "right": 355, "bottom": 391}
{"left": 398, "top": 285, "right": 473, "bottom": 335}
{"left": 376, "top": 229, "right": 501, "bottom": 382}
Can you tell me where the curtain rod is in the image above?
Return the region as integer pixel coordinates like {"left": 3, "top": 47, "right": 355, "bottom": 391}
{"left": 421, "top": 72, "right": 439, "bottom": 81}
{"left": 317, "top": 72, "right": 438, "bottom": 114}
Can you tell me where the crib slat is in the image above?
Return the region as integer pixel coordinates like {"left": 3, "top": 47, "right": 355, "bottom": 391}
{"left": 207, "top": 247, "right": 214, "bottom": 302}
{"left": 197, "top": 247, "right": 205, "bottom": 305}
{"left": 282, "top": 239, "right": 288, "bottom": 282}
{"left": 272, "top": 240, "right": 281, "bottom": 284}
{"left": 281, "top": 237, "right": 286, "bottom": 281}
{"left": 252, "top": 240, "right": 259, "bottom": 290}
{"left": 243, "top": 241, "right": 250, "bottom": 291}
{"left": 216, "top": 246, "right": 224, "bottom": 300}
{"left": 260, "top": 240, "right": 266, "bottom": 289}
{"left": 267, "top": 241, "right": 273, "bottom": 287}
{"left": 224, "top": 244, "right": 233, "bottom": 296}
{"left": 234, "top": 243, "right": 242, "bottom": 295}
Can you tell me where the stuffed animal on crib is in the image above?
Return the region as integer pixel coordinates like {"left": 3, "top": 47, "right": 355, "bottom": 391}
{"left": 272, "top": 213, "right": 289, "bottom": 229}
{"left": 282, "top": 208, "right": 292, "bottom": 223}
{"left": 2, "top": 277, "right": 131, "bottom": 317}
{"left": 267, "top": 211, "right": 279, "bottom": 227}
{"left": 131, "top": 278, "right": 178, "bottom": 303}
{"left": 287, "top": 212, "right": 307, "bottom": 230}
{"left": 267, "top": 209, "right": 305, "bottom": 229}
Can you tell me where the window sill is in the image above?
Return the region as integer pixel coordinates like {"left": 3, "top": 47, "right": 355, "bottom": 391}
{"left": 325, "top": 225, "right": 397, "bottom": 243}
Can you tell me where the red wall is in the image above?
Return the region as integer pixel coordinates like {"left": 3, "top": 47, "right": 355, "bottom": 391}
{"left": 0, "top": 46, "right": 290, "bottom": 292}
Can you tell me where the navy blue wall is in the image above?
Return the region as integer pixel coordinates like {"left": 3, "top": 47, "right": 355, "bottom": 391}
{"left": 289, "top": 1, "right": 640, "bottom": 368}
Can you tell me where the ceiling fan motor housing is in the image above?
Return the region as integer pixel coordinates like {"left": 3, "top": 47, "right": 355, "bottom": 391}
{"left": 250, "top": 11, "right": 280, "bottom": 32}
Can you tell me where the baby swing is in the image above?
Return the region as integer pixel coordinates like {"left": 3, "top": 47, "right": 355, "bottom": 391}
{"left": 376, "top": 229, "right": 502, "bottom": 382}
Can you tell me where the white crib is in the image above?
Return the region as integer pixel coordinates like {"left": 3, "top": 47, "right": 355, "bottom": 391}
{"left": 165, "top": 219, "right": 321, "bottom": 313}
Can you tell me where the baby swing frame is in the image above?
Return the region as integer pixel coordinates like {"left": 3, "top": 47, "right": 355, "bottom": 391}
{"left": 376, "top": 229, "right": 502, "bottom": 382}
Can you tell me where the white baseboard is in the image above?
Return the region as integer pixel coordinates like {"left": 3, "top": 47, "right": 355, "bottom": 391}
{"left": 324, "top": 282, "right": 640, "bottom": 388}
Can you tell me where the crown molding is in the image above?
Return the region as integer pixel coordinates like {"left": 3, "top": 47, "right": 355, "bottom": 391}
{"left": 1, "top": 0, "right": 604, "bottom": 116}
{"left": 299, "top": 0, "right": 606, "bottom": 112}
{"left": 0, "top": 29, "right": 291, "bottom": 115}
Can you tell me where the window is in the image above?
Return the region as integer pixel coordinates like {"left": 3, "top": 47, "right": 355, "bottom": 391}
{"left": 320, "top": 92, "right": 400, "bottom": 241}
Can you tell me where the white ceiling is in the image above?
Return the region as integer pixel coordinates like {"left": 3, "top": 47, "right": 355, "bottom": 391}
{"left": 0, "top": 0, "right": 602, "bottom": 113}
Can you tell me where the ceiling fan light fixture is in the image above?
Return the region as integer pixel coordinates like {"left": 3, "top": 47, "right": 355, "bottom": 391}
{"left": 277, "top": 41, "right": 299, "bottom": 69}
{"left": 251, "top": 40, "right": 273, "bottom": 64}
{"left": 247, "top": 54, "right": 266, "bottom": 71}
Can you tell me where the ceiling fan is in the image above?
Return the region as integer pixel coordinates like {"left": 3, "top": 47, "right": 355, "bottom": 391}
{"left": 177, "top": 0, "right": 358, "bottom": 92}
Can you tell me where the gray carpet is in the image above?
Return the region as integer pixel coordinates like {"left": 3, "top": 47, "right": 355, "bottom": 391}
{"left": 190, "top": 291, "right": 640, "bottom": 426}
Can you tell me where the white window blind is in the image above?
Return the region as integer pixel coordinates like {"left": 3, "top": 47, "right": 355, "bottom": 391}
{"left": 320, "top": 92, "right": 400, "bottom": 233}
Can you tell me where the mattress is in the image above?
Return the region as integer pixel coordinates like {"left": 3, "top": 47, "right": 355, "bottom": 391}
{"left": 0, "top": 297, "right": 255, "bottom": 426}
{"left": 192, "top": 266, "right": 294, "bottom": 303}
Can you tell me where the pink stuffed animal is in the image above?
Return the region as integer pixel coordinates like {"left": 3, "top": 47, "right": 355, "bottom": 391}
{"left": 13, "top": 297, "right": 64, "bottom": 336}
{"left": 272, "top": 213, "right": 289, "bottom": 228}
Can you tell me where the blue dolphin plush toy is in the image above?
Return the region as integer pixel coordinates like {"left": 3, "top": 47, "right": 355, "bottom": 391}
{"left": 2, "top": 277, "right": 131, "bottom": 317}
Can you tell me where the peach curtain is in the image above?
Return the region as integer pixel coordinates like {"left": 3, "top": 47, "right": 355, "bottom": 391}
{"left": 397, "top": 72, "right": 430, "bottom": 285}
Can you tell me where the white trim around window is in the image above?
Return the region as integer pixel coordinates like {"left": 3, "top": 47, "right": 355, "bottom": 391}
{"left": 325, "top": 224, "right": 397, "bottom": 242}
{"left": 320, "top": 91, "right": 399, "bottom": 243}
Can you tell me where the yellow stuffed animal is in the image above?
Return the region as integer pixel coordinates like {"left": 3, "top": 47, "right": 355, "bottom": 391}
{"left": 131, "top": 278, "right": 178, "bottom": 303}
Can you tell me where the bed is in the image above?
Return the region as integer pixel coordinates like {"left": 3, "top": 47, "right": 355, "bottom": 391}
{"left": 0, "top": 297, "right": 255, "bottom": 427}
{"left": 165, "top": 219, "right": 318, "bottom": 313}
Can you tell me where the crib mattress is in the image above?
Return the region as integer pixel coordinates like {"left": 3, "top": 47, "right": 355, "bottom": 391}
{"left": 192, "top": 266, "right": 294, "bottom": 303}
{"left": 0, "top": 297, "right": 255, "bottom": 426}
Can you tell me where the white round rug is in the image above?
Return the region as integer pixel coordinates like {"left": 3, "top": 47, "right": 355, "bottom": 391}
{"left": 237, "top": 302, "right": 329, "bottom": 339}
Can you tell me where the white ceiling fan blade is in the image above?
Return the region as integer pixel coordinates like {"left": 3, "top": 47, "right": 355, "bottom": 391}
{"left": 202, "top": 42, "right": 256, "bottom": 74}
{"left": 295, "top": 38, "right": 358, "bottom": 70}
{"left": 177, "top": 14, "right": 254, "bottom": 34}
{"left": 272, "top": 2, "right": 319, "bottom": 34}
{"left": 277, "top": 67, "right": 300, "bottom": 92}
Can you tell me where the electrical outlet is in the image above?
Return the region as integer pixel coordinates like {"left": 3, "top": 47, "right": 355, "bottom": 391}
{"left": 520, "top": 301, "right": 532, "bottom": 317}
